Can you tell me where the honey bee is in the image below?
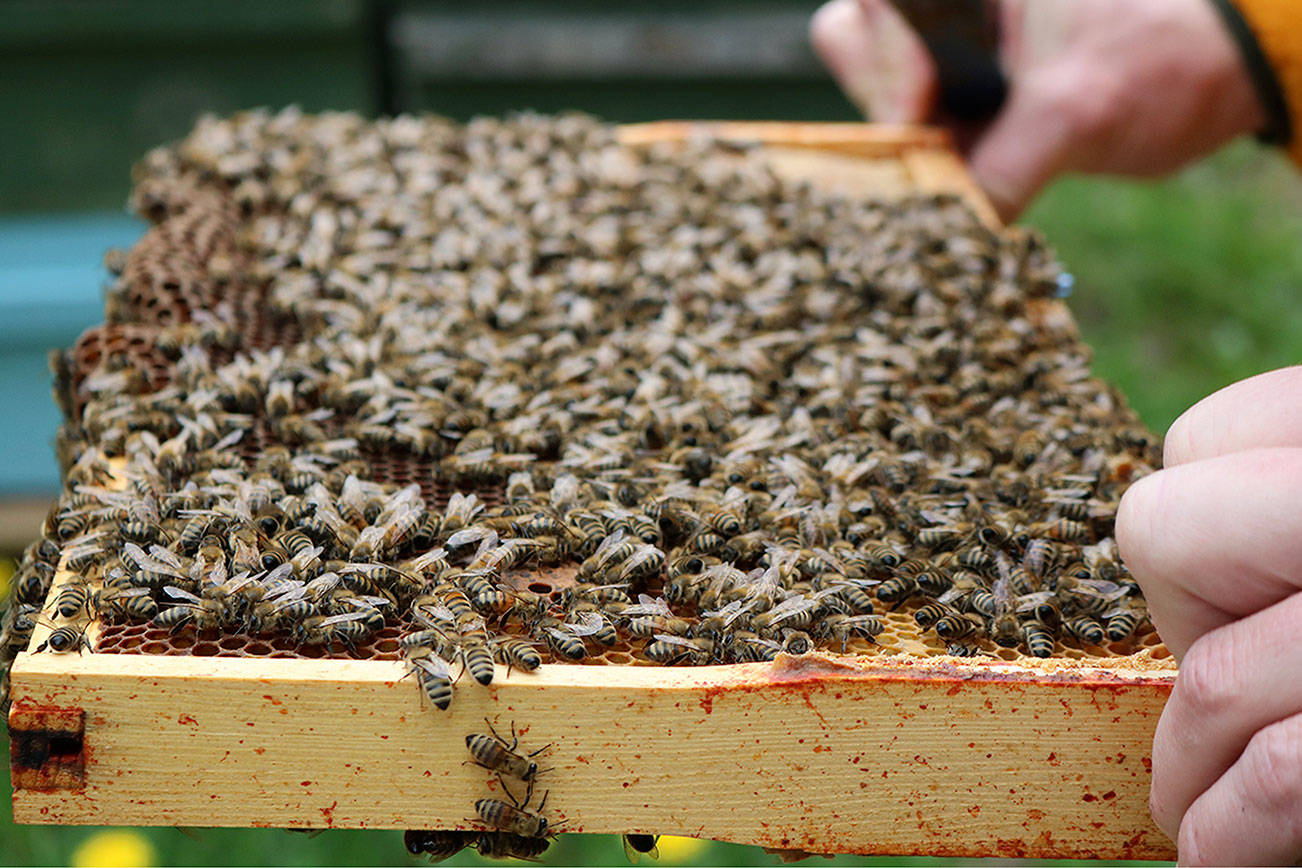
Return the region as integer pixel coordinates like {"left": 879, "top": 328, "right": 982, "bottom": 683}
{"left": 645, "top": 633, "right": 714, "bottom": 665}
{"left": 816, "top": 614, "right": 883, "bottom": 650}
{"left": 295, "top": 611, "right": 374, "bottom": 647}
{"left": 53, "top": 579, "right": 92, "bottom": 619}
{"left": 35, "top": 624, "right": 90, "bottom": 654}
{"left": 475, "top": 789, "right": 551, "bottom": 839}
{"left": 466, "top": 719, "right": 550, "bottom": 782}
{"left": 1064, "top": 615, "right": 1106, "bottom": 644}
{"left": 875, "top": 574, "right": 916, "bottom": 606}
{"left": 475, "top": 832, "right": 551, "bottom": 861}
{"left": 1104, "top": 599, "right": 1146, "bottom": 641}
{"left": 403, "top": 830, "right": 474, "bottom": 862}
{"left": 934, "top": 611, "right": 982, "bottom": 641}
{"left": 623, "top": 834, "right": 660, "bottom": 862}
{"left": 1022, "top": 621, "right": 1055, "bottom": 658}
{"left": 461, "top": 638, "right": 496, "bottom": 686}
{"left": 533, "top": 616, "right": 587, "bottom": 661}
{"left": 404, "top": 646, "right": 456, "bottom": 710}
{"left": 492, "top": 637, "right": 543, "bottom": 673}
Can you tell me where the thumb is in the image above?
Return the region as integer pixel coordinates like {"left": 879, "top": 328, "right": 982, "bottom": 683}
{"left": 810, "top": 0, "right": 936, "bottom": 123}
{"left": 967, "top": 82, "right": 1077, "bottom": 221}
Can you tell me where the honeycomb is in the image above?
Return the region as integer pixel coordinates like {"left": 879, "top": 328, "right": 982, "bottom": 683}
{"left": 25, "top": 112, "right": 1175, "bottom": 678}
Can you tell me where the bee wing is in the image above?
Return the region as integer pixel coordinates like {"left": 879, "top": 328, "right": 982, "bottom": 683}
{"left": 742, "top": 636, "right": 782, "bottom": 651}
{"left": 413, "top": 603, "right": 456, "bottom": 626}
{"left": 412, "top": 655, "right": 452, "bottom": 678}
{"left": 590, "top": 528, "right": 627, "bottom": 561}
{"left": 341, "top": 595, "right": 392, "bottom": 609}
{"left": 305, "top": 572, "right": 342, "bottom": 597}
{"left": 765, "top": 595, "right": 819, "bottom": 625}
{"left": 317, "top": 612, "right": 371, "bottom": 627}
{"left": 651, "top": 633, "right": 700, "bottom": 649}
{"left": 211, "top": 428, "right": 245, "bottom": 452}
{"left": 446, "top": 527, "right": 493, "bottom": 549}
{"left": 622, "top": 595, "right": 672, "bottom": 617}
{"left": 263, "top": 562, "right": 295, "bottom": 585}
{"left": 1015, "top": 591, "right": 1057, "bottom": 613}
{"left": 267, "top": 587, "right": 310, "bottom": 612}
{"left": 124, "top": 542, "right": 186, "bottom": 577}
{"left": 563, "top": 610, "right": 605, "bottom": 636}
{"left": 1073, "top": 578, "right": 1128, "bottom": 599}
{"left": 163, "top": 585, "right": 203, "bottom": 604}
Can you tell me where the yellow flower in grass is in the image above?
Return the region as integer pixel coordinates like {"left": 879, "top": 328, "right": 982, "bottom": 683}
{"left": 72, "top": 829, "right": 157, "bottom": 867}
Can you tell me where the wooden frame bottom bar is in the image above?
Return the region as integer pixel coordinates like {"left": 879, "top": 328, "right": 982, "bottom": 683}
{"left": 10, "top": 652, "right": 1175, "bottom": 860}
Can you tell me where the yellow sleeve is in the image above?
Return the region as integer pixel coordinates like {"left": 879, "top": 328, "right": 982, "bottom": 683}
{"left": 1231, "top": 0, "right": 1302, "bottom": 163}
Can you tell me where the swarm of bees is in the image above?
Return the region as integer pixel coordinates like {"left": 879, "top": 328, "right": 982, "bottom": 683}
{"left": 1, "top": 109, "right": 1164, "bottom": 722}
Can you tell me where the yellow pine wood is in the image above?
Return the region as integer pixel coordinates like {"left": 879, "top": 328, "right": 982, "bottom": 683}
{"left": 9, "top": 123, "right": 1176, "bottom": 859}
{"left": 11, "top": 650, "right": 1174, "bottom": 859}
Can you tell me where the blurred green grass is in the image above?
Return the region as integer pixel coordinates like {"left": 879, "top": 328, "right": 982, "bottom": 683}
{"left": 3, "top": 143, "right": 1299, "bottom": 867}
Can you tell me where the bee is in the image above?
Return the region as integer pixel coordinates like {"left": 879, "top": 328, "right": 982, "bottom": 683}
{"left": 700, "top": 505, "right": 742, "bottom": 537}
{"left": 466, "top": 719, "right": 550, "bottom": 782}
{"left": 461, "top": 639, "right": 496, "bottom": 686}
{"left": 96, "top": 585, "right": 159, "bottom": 621}
{"left": 826, "top": 580, "right": 876, "bottom": 615}
{"left": 475, "top": 832, "right": 551, "bottom": 861}
{"left": 934, "top": 611, "right": 982, "bottom": 641}
{"left": 623, "top": 834, "right": 660, "bottom": 862}
{"left": 404, "top": 648, "right": 455, "bottom": 710}
{"left": 644, "top": 633, "right": 713, "bottom": 665}
{"left": 35, "top": 624, "right": 90, "bottom": 654}
{"left": 816, "top": 614, "right": 883, "bottom": 650}
{"left": 866, "top": 542, "right": 903, "bottom": 568}
{"left": 559, "top": 591, "right": 615, "bottom": 636}
{"left": 916, "top": 525, "right": 966, "bottom": 550}
{"left": 295, "top": 611, "right": 374, "bottom": 647}
{"left": 1038, "top": 518, "right": 1092, "bottom": 543}
{"left": 780, "top": 629, "right": 814, "bottom": 655}
{"left": 14, "top": 562, "right": 55, "bottom": 607}
{"left": 946, "top": 642, "right": 991, "bottom": 658}
{"left": 1064, "top": 615, "right": 1106, "bottom": 644}
{"left": 472, "top": 538, "right": 541, "bottom": 574}
{"left": 403, "top": 830, "right": 474, "bottom": 862}
{"left": 53, "top": 579, "right": 92, "bottom": 619}
{"left": 1104, "top": 600, "right": 1146, "bottom": 641}
{"left": 475, "top": 790, "right": 551, "bottom": 839}
{"left": 1013, "top": 430, "right": 1046, "bottom": 467}
{"left": 729, "top": 631, "right": 782, "bottom": 662}
{"left": 913, "top": 602, "right": 956, "bottom": 629}
{"left": 536, "top": 617, "right": 588, "bottom": 661}
{"left": 577, "top": 530, "right": 637, "bottom": 581}
{"left": 1022, "top": 621, "right": 1055, "bottom": 658}
{"left": 492, "top": 637, "right": 543, "bottom": 673}
{"left": 875, "top": 574, "right": 916, "bottom": 606}
{"left": 1021, "top": 538, "right": 1057, "bottom": 578}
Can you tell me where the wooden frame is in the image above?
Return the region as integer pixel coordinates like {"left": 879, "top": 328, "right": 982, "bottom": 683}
{"left": 8, "top": 123, "right": 1176, "bottom": 861}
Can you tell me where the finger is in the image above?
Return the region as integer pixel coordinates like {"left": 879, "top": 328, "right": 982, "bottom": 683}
{"left": 1116, "top": 447, "right": 1302, "bottom": 658}
{"left": 967, "top": 75, "right": 1080, "bottom": 220}
{"left": 1176, "top": 711, "right": 1302, "bottom": 866}
{"left": 1149, "top": 592, "right": 1302, "bottom": 840}
{"left": 809, "top": 0, "right": 936, "bottom": 122}
{"left": 1164, "top": 366, "right": 1302, "bottom": 467}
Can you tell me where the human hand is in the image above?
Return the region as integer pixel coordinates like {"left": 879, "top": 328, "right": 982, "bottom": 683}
{"left": 810, "top": 0, "right": 1268, "bottom": 220}
{"left": 1115, "top": 366, "right": 1302, "bottom": 864}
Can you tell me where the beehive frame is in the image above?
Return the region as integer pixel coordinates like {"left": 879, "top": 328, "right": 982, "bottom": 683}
{"left": 8, "top": 122, "right": 1176, "bottom": 861}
